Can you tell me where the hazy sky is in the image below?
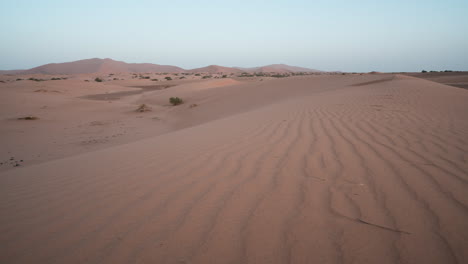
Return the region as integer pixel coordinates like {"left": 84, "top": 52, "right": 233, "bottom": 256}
{"left": 1, "top": 0, "right": 467, "bottom": 72}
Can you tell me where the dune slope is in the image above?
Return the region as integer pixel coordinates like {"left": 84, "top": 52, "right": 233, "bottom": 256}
{"left": 0, "top": 75, "right": 467, "bottom": 264}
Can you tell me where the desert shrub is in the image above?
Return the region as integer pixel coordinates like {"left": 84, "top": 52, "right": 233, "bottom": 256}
{"left": 136, "top": 104, "right": 151, "bottom": 112}
{"left": 195, "top": 73, "right": 201, "bottom": 76}
{"left": 151, "top": 79, "right": 159, "bottom": 81}
{"left": 95, "top": 77, "right": 103, "bottom": 82}
{"left": 239, "top": 73, "right": 254, "bottom": 77}
{"left": 165, "top": 77, "right": 173, "bottom": 81}
{"left": 16, "top": 78, "right": 23, "bottom": 81}
{"left": 28, "top": 77, "right": 44, "bottom": 82}
{"left": 271, "top": 74, "right": 288, "bottom": 78}
{"left": 179, "top": 76, "right": 186, "bottom": 79}
{"left": 202, "top": 75, "right": 212, "bottom": 79}
{"left": 421, "top": 70, "right": 427, "bottom": 73}
{"left": 222, "top": 75, "right": 227, "bottom": 78}
{"left": 17, "top": 116, "right": 39, "bottom": 120}
{"left": 169, "top": 97, "right": 183, "bottom": 105}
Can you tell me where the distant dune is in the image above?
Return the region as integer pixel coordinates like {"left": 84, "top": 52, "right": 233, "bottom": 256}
{"left": 0, "top": 69, "right": 27, "bottom": 75}
{"left": 236, "top": 64, "right": 322, "bottom": 73}
{"left": 188, "top": 65, "right": 243, "bottom": 74}
{"left": 19, "top": 58, "right": 185, "bottom": 75}
{"left": 1, "top": 59, "right": 323, "bottom": 75}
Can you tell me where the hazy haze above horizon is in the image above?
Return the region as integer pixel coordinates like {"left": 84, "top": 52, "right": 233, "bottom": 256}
{"left": 1, "top": 0, "right": 467, "bottom": 72}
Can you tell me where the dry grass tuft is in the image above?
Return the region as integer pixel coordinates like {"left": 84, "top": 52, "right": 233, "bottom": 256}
{"left": 17, "top": 116, "right": 39, "bottom": 120}
{"left": 136, "top": 104, "right": 152, "bottom": 112}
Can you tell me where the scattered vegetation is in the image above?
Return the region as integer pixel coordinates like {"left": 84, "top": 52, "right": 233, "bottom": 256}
{"left": 421, "top": 70, "right": 453, "bottom": 73}
{"left": 151, "top": 79, "right": 159, "bottom": 81}
{"left": 222, "top": 75, "right": 227, "bottom": 78}
{"left": 95, "top": 77, "right": 103, "bottom": 82}
{"left": 17, "top": 116, "right": 39, "bottom": 120}
{"left": 16, "top": 78, "right": 23, "bottom": 81}
{"left": 28, "top": 77, "right": 45, "bottom": 82}
{"left": 136, "top": 104, "right": 152, "bottom": 112}
{"left": 195, "top": 73, "right": 201, "bottom": 76}
{"left": 238, "top": 72, "right": 254, "bottom": 77}
{"left": 202, "top": 75, "right": 212, "bottom": 79}
{"left": 165, "top": 77, "right": 173, "bottom": 81}
{"left": 169, "top": 97, "right": 183, "bottom": 106}
{"left": 271, "top": 74, "right": 289, "bottom": 78}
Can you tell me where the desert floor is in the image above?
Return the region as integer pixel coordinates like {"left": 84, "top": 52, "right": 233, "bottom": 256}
{"left": 0, "top": 73, "right": 467, "bottom": 264}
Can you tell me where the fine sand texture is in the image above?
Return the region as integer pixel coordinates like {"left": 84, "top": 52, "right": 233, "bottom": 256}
{"left": 1, "top": 73, "right": 467, "bottom": 263}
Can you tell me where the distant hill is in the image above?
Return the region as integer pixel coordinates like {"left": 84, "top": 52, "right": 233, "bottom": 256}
{"left": 0, "top": 59, "right": 323, "bottom": 75}
{"left": 188, "top": 65, "right": 242, "bottom": 74}
{"left": 235, "top": 64, "right": 321, "bottom": 73}
{"left": 0, "top": 69, "right": 27, "bottom": 75}
{"left": 20, "top": 58, "right": 185, "bottom": 75}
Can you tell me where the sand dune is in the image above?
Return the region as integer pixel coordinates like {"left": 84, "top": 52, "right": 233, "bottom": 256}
{"left": 0, "top": 74, "right": 467, "bottom": 263}
{"left": 404, "top": 71, "right": 468, "bottom": 90}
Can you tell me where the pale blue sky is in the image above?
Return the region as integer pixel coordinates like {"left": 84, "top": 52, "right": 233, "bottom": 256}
{"left": 1, "top": 0, "right": 467, "bottom": 72}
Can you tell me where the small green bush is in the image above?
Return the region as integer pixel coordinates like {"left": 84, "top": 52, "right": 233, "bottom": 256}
{"left": 169, "top": 97, "right": 183, "bottom": 105}
{"left": 95, "top": 77, "right": 103, "bottom": 82}
{"left": 421, "top": 70, "right": 427, "bottom": 73}
{"left": 165, "top": 77, "right": 172, "bottom": 81}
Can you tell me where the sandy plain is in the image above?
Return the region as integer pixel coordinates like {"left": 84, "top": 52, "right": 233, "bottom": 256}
{"left": 0, "top": 72, "right": 467, "bottom": 263}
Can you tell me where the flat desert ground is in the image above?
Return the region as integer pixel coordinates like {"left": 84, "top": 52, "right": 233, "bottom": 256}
{"left": 1, "top": 72, "right": 467, "bottom": 263}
